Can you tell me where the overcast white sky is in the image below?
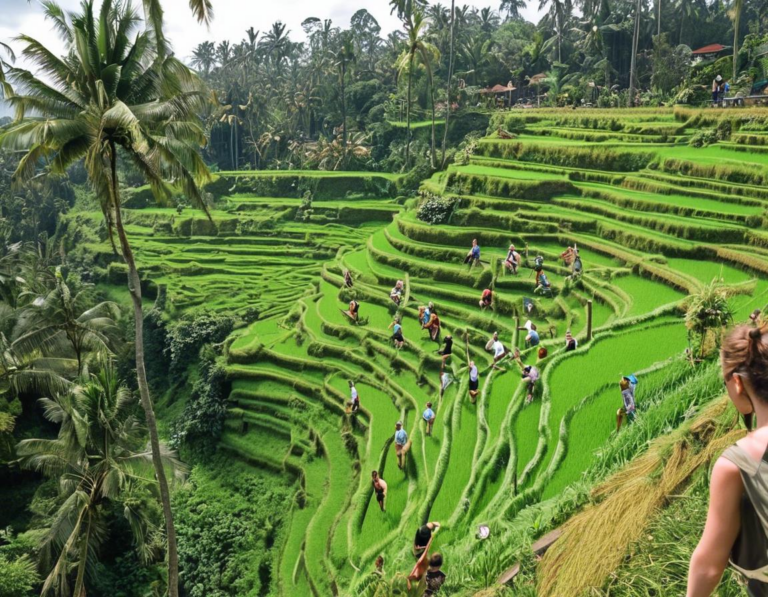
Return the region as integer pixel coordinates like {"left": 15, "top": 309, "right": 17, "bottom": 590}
{"left": 0, "top": 0, "right": 543, "bottom": 116}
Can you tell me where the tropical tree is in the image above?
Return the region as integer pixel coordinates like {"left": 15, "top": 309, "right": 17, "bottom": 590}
{"left": 730, "top": 0, "right": 744, "bottom": 80}
{"left": 685, "top": 281, "right": 734, "bottom": 358}
{"left": 501, "top": 0, "right": 528, "bottom": 19}
{"left": 396, "top": 8, "right": 440, "bottom": 168}
{"left": 539, "top": 0, "right": 573, "bottom": 62}
{"left": 0, "top": 2, "right": 210, "bottom": 595}
{"left": 441, "top": 0, "right": 457, "bottom": 167}
{"left": 16, "top": 360, "right": 185, "bottom": 597}
{"left": 191, "top": 41, "right": 217, "bottom": 75}
{"left": 628, "top": 0, "right": 643, "bottom": 106}
{"left": 11, "top": 268, "right": 120, "bottom": 376}
{"left": 0, "top": 41, "right": 14, "bottom": 98}
{"left": 332, "top": 31, "right": 357, "bottom": 162}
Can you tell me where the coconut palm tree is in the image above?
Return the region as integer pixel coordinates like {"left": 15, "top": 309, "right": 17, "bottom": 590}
{"left": 396, "top": 8, "right": 440, "bottom": 169}
{"left": 191, "top": 41, "right": 217, "bottom": 75}
{"left": 11, "top": 268, "right": 120, "bottom": 376}
{"left": 539, "top": 0, "right": 573, "bottom": 62}
{"left": 500, "top": 0, "right": 528, "bottom": 19}
{"left": 332, "top": 31, "right": 357, "bottom": 164}
{"left": 16, "top": 359, "right": 185, "bottom": 597}
{"left": 730, "top": 0, "right": 744, "bottom": 80}
{"left": 441, "top": 0, "right": 457, "bottom": 167}
{"left": 0, "top": 41, "right": 14, "bottom": 98}
{"left": 0, "top": 2, "right": 210, "bottom": 595}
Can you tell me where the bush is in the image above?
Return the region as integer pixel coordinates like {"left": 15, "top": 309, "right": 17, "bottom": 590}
{"left": 416, "top": 192, "right": 458, "bottom": 224}
{"left": 688, "top": 129, "right": 718, "bottom": 147}
{"left": 165, "top": 311, "right": 235, "bottom": 375}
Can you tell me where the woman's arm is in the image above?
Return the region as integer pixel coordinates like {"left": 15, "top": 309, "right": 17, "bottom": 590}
{"left": 687, "top": 456, "right": 743, "bottom": 597}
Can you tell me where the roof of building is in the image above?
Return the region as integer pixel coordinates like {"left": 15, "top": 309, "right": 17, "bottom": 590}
{"left": 692, "top": 43, "right": 729, "bottom": 55}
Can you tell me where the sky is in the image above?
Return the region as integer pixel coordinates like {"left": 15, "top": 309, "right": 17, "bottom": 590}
{"left": 0, "top": 0, "right": 544, "bottom": 116}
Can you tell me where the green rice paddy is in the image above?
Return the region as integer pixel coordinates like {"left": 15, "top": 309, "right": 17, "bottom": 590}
{"left": 78, "top": 108, "right": 768, "bottom": 595}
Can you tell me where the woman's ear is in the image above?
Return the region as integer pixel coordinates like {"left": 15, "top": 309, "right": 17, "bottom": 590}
{"left": 731, "top": 375, "right": 755, "bottom": 415}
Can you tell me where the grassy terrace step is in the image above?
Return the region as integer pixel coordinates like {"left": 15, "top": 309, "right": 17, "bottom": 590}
{"left": 74, "top": 115, "right": 768, "bottom": 595}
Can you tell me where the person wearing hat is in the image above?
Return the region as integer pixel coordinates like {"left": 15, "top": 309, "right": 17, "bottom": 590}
{"left": 565, "top": 330, "right": 577, "bottom": 352}
{"left": 504, "top": 243, "right": 520, "bottom": 275}
{"left": 394, "top": 421, "right": 408, "bottom": 470}
{"left": 712, "top": 75, "right": 723, "bottom": 104}
{"left": 616, "top": 375, "right": 637, "bottom": 431}
{"left": 423, "top": 402, "right": 436, "bottom": 436}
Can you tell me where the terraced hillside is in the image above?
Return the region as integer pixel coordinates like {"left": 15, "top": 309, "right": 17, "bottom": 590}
{"left": 69, "top": 107, "right": 768, "bottom": 596}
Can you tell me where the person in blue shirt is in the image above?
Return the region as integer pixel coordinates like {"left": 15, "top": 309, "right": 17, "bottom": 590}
{"left": 389, "top": 317, "right": 405, "bottom": 349}
{"left": 464, "top": 239, "right": 481, "bottom": 265}
{"left": 523, "top": 320, "right": 540, "bottom": 347}
{"left": 394, "top": 421, "right": 408, "bottom": 470}
{"left": 423, "top": 402, "right": 436, "bottom": 436}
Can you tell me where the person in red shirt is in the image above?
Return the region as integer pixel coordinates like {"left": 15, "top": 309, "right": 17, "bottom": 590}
{"left": 479, "top": 288, "right": 493, "bottom": 310}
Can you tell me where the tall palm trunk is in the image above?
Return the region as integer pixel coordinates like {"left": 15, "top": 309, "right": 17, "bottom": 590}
{"left": 441, "top": 0, "right": 456, "bottom": 168}
{"left": 110, "top": 142, "right": 180, "bottom": 597}
{"left": 732, "top": 0, "right": 743, "bottom": 81}
{"left": 341, "top": 61, "right": 348, "bottom": 167}
{"left": 628, "top": 0, "right": 641, "bottom": 107}
{"left": 429, "top": 74, "right": 436, "bottom": 169}
{"left": 405, "top": 54, "right": 414, "bottom": 170}
{"left": 657, "top": 0, "right": 661, "bottom": 36}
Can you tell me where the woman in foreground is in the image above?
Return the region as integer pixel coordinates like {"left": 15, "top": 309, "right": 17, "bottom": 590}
{"left": 688, "top": 324, "right": 768, "bottom": 597}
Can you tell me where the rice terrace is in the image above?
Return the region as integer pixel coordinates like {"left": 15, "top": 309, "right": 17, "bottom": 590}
{"left": 4, "top": 1, "right": 768, "bottom": 594}
{"left": 53, "top": 106, "right": 768, "bottom": 595}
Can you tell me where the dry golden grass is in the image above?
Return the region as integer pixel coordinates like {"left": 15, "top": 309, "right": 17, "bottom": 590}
{"left": 537, "top": 397, "right": 744, "bottom": 597}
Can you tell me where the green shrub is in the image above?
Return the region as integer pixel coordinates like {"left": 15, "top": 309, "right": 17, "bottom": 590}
{"left": 166, "top": 311, "right": 235, "bottom": 374}
{"left": 416, "top": 192, "right": 459, "bottom": 224}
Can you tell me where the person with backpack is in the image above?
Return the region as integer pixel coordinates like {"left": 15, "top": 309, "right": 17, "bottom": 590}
{"left": 504, "top": 244, "right": 521, "bottom": 275}
{"left": 423, "top": 307, "right": 441, "bottom": 342}
{"left": 688, "top": 323, "right": 768, "bottom": 596}
{"left": 479, "top": 288, "right": 493, "bottom": 310}
{"left": 464, "top": 239, "right": 481, "bottom": 265}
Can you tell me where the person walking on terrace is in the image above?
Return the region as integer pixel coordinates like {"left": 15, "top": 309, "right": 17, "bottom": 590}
{"left": 469, "top": 361, "right": 480, "bottom": 403}
{"left": 464, "top": 238, "right": 481, "bottom": 266}
{"left": 423, "top": 307, "right": 441, "bottom": 343}
{"left": 423, "top": 402, "right": 436, "bottom": 436}
{"left": 616, "top": 375, "right": 638, "bottom": 431}
{"left": 348, "top": 381, "right": 360, "bottom": 414}
{"left": 505, "top": 243, "right": 521, "bottom": 275}
{"left": 390, "top": 280, "right": 404, "bottom": 305}
{"left": 371, "top": 470, "right": 388, "bottom": 512}
{"left": 438, "top": 334, "right": 453, "bottom": 364}
{"left": 479, "top": 288, "right": 494, "bottom": 310}
{"left": 413, "top": 522, "right": 441, "bottom": 559}
{"left": 389, "top": 317, "right": 405, "bottom": 349}
{"left": 565, "top": 330, "right": 578, "bottom": 352}
{"left": 688, "top": 324, "right": 768, "bottom": 597}
{"left": 344, "top": 298, "right": 360, "bottom": 322}
{"left": 394, "top": 421, "right": 408, "bottom": 470}
{"left": 425, "top": 553, "right": 447, "bottom": 596}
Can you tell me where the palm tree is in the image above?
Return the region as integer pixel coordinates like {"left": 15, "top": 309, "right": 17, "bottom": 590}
{"left": 539, "top": 0, "right": 573, "bottom": 62}
{"left": 479, "top": 7, "right": 501, "bottom": 34}
{"left": 332, "top": 32, "right": 357, "bottom": 164}
{"left": 12, "top": 268, "right": 120, "bottom": 376}
{"left": 143, "top": 0, "right": 213, "bottom": 58}
{"left": 396, "top": 8, "right": 440, "bottom": 169}
{"left": 16, "top": 360, "right": 185, "bottom": 597}
{"left": 0, "top": 2, "right": 210, "bottom": 595}
{"left": 500, "top": 0, "right": 528, "bottom": 19}
{"left": 441, "top": 0, "right": 457, "bottom": 167}
{"left": 0, "top": 41, "right": 14, "bottom": 98}
{"left": 730, "top": 0, "right": 744, "bottom": 80}
{"left": 628, "top": 0, "right": 642, "bottom": 106}
{"left": 191, "top": 41, "right": 217, "bottom": 75}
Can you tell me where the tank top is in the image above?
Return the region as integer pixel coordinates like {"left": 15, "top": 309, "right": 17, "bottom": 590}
{"left": 721, "top": 442, "right": 768, "bottom": 596}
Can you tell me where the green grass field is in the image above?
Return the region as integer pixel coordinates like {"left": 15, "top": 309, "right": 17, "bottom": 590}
{"left": 75, "top": 107, "right": 768, "bottom": 596}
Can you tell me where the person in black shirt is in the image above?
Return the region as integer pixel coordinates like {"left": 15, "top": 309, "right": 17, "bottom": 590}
{"left": 425, "top": 553, "right": 447, "bottom": 596}
{"left": 438, "top": 335, "right": 453, "bottom": 364}
{"left": 413, "top": 521, "right": 441, "bottom": 559}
